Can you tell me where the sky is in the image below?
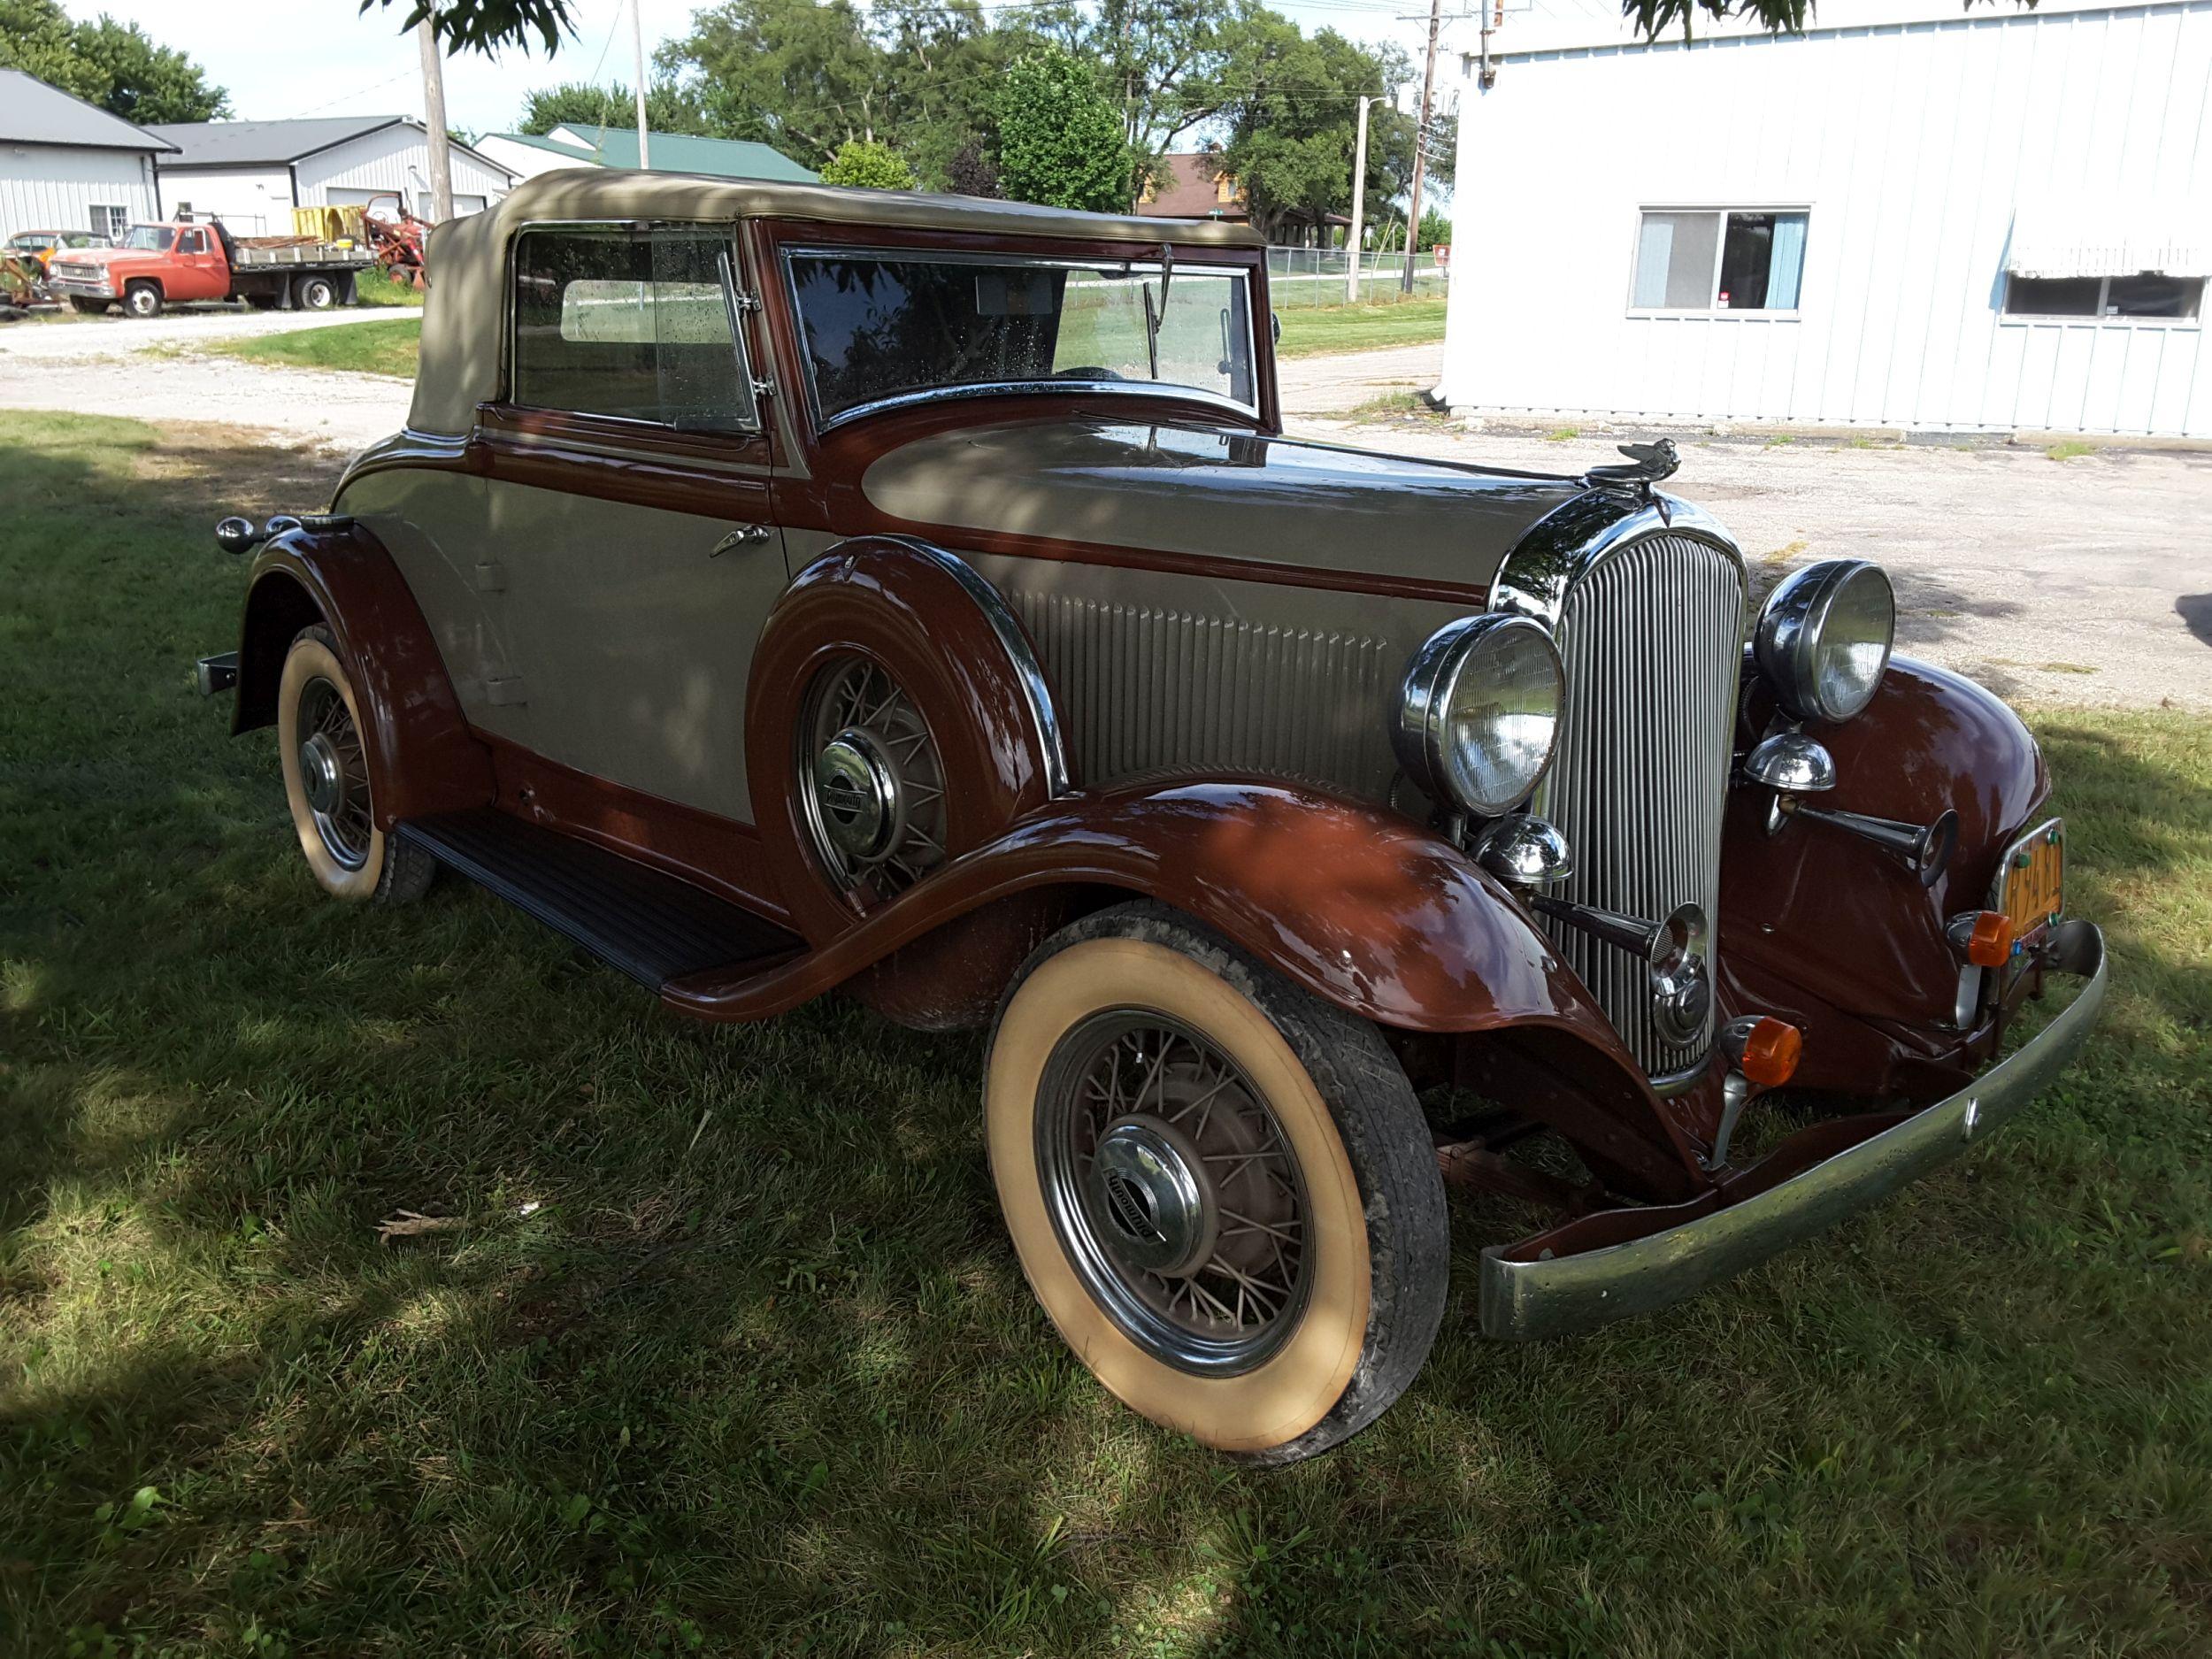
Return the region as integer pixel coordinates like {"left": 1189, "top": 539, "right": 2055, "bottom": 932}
{"left": 60, "top": 0, "right": 1618, "bottom": 139}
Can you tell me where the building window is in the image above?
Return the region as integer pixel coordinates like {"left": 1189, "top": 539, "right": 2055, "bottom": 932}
{"left": 1632, "top": 209, "right": 1808, "bottom": 312}
{"left": 2003, "top": 272, "right": 2203, "bottom": 320}
{"left": 88, "top": 204, "right": 127, "bottom": 238}
{"left": 510, "top": 227, "right": 757, "bottom": 430}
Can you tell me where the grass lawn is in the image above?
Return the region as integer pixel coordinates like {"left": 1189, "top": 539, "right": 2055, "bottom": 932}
{"left": 219, "top": 315, "right": 423, "bottom": 380}
{"left": 3, "top": 411, "right": 2208, "bottom": 1656}
{"left": 1273, "top": 297, "right": 1448, "bottom": 359}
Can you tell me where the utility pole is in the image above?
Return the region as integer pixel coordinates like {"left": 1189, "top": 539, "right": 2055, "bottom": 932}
{"left": 1346, "top": 94, "right": 1372, "bottom": 304}
{"left": 1402, "top": 0, "right": 1442, "bottom": 293}
{"left": 416, "top": 21, "right": 453, "bottom": 221}
{"left": 629, "top": 0, "right": 651, "bottom": 170}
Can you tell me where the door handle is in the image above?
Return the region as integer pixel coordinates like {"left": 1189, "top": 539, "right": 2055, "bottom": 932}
{"left": 710, "top": 524, "right": 775, "bottom": 557}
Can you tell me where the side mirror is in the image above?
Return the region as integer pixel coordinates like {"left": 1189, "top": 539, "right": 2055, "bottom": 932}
{"left": 213, "top": 516, "right": 258, "bottom": 556}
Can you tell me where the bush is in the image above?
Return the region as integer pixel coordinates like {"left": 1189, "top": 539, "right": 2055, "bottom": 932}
{"left": 820, "top": 141, "right": 917, "bottom": 191}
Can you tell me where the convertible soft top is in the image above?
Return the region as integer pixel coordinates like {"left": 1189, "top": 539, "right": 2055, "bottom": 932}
{"left": 409, "top": 168, "right": 1267, "bottom": 435}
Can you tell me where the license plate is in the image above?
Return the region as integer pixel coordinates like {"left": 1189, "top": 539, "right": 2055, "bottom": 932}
{"left": 1992, "top": 818, "right": 2064, "bottom": 955}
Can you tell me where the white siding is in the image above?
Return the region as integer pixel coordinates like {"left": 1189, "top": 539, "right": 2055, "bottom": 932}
{"left": 472, "top": 134, "right": 592, "bottom": 183}
{"left": 158, "top": 165, "right": 293, "bottom": 234}
{"left": 0, "top": 144, "right": 157, "bottom": 237}
{"left": 1440, "top": 1, "right": 2212, "bottom": 436}
{"left": 295, "top": 123, "right": 511, "bottom": 220}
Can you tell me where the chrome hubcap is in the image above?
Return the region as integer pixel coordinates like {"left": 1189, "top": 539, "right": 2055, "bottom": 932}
{"left": 1037, "top": 1011, "right": 1310, "bottom": 1375}
{"left": 798, "top": 657, "right": 946, "bottom": 905}
{"left": 295, "top": 674, "right": 371, "bottom": 871}
{"left": 298, "top": 731, "right": 346, "bottom": 816}
{"left": 1091, "top": 1117, "right": 1216, "bottom": 1278}
{"left": 811, "top": 728, "right": 901, "bottom": 861}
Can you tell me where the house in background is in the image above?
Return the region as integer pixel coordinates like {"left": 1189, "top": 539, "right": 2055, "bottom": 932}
{"left": 1439, "top": 0, "right": 2212, "bottom": 437}
{"left": 1137, "top": 150, "right": 1249, "bottom": 225}
{"left": 0, "top": 68, "right": 176, "bottom": 239}
{"left": 146, "top": 117, "right": 515, "bottom": 235}
{"left": 472, "top": 125, "right": 818, "bottom": 185}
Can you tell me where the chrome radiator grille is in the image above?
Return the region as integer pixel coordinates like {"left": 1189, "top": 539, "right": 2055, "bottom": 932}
{"left": 1537, "top": 533, "right": 1746, "bottom": 1076}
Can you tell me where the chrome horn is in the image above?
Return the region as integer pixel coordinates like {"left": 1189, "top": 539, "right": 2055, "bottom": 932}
{"left": 1777, "top": 799, "right": 1960, "bottom": 887}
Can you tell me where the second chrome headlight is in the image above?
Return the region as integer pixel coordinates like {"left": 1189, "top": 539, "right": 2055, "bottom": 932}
{"left": 1394, "top": 614, "right": 1564, "bottom": 817}
{"left": 1755, "top": 558, "right": 1895, "bottom": 723}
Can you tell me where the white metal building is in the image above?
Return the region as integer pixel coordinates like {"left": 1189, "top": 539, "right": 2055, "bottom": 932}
{"left": 145, "top": 117, "right": 514, "bottom": 235}
{"left": 0, "top": 69, "right": 173, "bottom": 240}
{"left": 1438, "top": 0, "right": 2212, "bottom": 437}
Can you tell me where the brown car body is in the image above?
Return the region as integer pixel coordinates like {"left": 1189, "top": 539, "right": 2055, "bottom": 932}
{"left": 209, "top": 172, "right": 2105, "bottom": 1454}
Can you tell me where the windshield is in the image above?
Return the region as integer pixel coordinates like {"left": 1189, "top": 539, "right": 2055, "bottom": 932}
{"left": 786, "top": 250, "right": 1257, "bottom": 426}
{"left": 121, "top": 226, "right": 175, "bottom": 252}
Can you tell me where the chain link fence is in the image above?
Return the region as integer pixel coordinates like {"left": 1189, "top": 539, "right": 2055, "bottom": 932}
{"left": 1265, "top": 247, "right": 1448, "bottom": 308}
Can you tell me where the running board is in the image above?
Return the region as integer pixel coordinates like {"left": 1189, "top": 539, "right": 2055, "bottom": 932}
{"left": 396, "top": 809, "right": 803, "bottom": 992}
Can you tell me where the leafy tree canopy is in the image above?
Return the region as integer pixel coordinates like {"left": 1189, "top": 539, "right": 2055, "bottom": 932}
{"left": 518, "top": 78, "right": 704, "bottom": 137}
{"left": 995, "top": 47, "right": 1128, "bottom": 212}
{"left": 819, "top": 138, "right": 918, "bottom": 190}
{"left": 0, "top": 0, "right": 230, "bottom": 122}
{"left": 1214, "top": 18, "right": 1411, "bottom": 243}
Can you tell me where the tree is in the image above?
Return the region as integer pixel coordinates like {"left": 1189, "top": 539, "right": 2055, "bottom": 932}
{"left": 518, "top": 79, "right": 703, "bottom": 136}
{"left": 0, "top": 0, "right": 229, "bottom": 121}
{"left": 820, "top": 139, "right": 917, "bottom": 189}
{"left": 946, "top": 136, "right": 1001, "bottom": 199}
{"left": 388, "top": 0, "right": 2026, "bottom": 59}
{"left": 1216, "top": 23, "right": 1409, "bottom": 243}
{"left": 995, "top": 47, "right": 1128, "bottom": 212}
{"left": 1417, "top": 205, "right": 1450, "bottom": 250}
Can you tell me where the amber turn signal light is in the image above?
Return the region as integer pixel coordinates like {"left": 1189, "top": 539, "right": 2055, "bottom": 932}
{"left": 1739, "top": 1018, "right": 1802, "bottom": 1087}
{"left": 1962, "top": 910, "right": 2015, "bottom": 968}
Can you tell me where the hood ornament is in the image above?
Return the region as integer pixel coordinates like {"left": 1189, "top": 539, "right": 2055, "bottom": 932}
{"left": 1583, "top": 438, "right": 1680, "bottom": 511}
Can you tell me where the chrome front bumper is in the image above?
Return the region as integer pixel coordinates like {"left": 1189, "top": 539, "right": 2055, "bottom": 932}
{"left": 1479, "top": 919, "right": 2108, "bottom": 1341}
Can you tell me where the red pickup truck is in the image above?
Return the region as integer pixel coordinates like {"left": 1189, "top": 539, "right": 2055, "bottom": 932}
{"left": 45, "top": 220, "right": 376, "bottom": 319}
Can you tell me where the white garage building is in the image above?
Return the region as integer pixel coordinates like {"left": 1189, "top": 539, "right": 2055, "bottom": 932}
{"left": 1438, "top": 0, "right": 2212, "bottom": 438}
{"left": 146, "top": 116, "right": 514, "bottom": 235}
{"left": 0, "top": 69, "right": 174, "bottom": 239}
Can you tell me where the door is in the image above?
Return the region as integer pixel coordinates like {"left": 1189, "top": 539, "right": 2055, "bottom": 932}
{"left": 474, "top": 222, "right": 787, "bottom": 825}
{"left": 170, "top": 227, "right": 228, "bottom": 301}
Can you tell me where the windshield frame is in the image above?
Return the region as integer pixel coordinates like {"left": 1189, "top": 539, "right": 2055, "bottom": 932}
{"left": 779, "top": 242, "right": 1265, "bottom": 437}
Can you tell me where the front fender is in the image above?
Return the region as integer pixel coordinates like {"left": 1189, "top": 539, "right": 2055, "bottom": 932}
{"left": 233, "top": 523, "right": 492, "bottom": 827}
{"left": 1722, "top": 656, "right": 2050, "bottom": 1087}
{"left": 661, "top": 778, "right": 1709, "bottom": 1199}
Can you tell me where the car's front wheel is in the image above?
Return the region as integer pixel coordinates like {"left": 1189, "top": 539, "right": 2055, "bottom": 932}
{"left": 276, "top": 626, "right": 432, "bottom": 903}
{"left": 986, "top": 904, "right": 1449, "bottom": 1462}
{"left": 121, "top": 280, "right": 161, "bottom": 319}
{"left": 66, "top": 296, "right": 106, "bottom": 315}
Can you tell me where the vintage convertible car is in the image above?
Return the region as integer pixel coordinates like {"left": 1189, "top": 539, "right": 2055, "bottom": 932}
{"left": 199, "top": 173, "right": 2105, "bottom": 1463}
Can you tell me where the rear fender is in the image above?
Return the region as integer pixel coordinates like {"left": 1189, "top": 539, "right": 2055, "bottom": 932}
{"left": 664, "top": 778, "right": 1709, "bottom": 1200}
{"left": 232, "top": 523, "right": 492, "bottom": 826}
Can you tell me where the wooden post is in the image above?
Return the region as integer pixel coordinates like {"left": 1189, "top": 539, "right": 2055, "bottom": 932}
{"left": 416, "top": 21, "right": 453, "bottom": 222}
{"left": 1402, "top": 0, "right": 1442, "bottom": 294}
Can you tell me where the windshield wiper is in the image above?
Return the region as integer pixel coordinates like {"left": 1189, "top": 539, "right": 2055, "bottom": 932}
{"left": 1141, "top": 242, "right": 1174, "bottom": 381}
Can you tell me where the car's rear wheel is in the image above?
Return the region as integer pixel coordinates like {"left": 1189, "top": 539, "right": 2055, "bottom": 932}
{"left": 986, "top": 904, "right": 1448, "bottom": 1462}
{"left": 122, "top": 280, "right": 161, "bottom": 319}
{"left": 276, "top": 626, "right": 432, "bottom": 903}
{"left": 295, "top": 273, "right": 338, "bottom": 311}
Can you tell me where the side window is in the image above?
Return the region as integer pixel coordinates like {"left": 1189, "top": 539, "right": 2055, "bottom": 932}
{"left": 177, "top": 229, "right": 206, "bottom": 255}
{"left": 1632, "top": 208, "right": 1809, "bottom": 311}
{"left": 510, "top": 227, "right": 758, "bottom": 429}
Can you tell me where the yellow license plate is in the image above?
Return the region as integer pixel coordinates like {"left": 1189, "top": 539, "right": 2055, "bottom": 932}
{"left": 1997, "top": 819, "right": 2065, "bottom": 949}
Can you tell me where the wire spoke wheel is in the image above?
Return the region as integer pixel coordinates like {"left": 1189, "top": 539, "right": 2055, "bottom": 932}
{"left": 797, "top": 655, "right": 948, "bottom": 908}
{"left": 295, "top": 674, "right": 373, "bottom": 871}
{"left": 1036, "top": 1010, "right": 1312, "bottom": 1375}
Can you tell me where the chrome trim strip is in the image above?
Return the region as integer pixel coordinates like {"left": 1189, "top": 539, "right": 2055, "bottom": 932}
{"left": 1491, "top": 492, "right": 1742, "bottom": 627}
{"left": 1478, "top": 920, "right": 2107, "bottom": 1341}
{"left": 881, "top": 536, "right": 1072, "bottom": 799}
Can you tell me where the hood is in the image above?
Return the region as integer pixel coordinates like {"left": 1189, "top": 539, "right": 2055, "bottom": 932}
{"left": 49, "top": 247, "right": 132, "bottom": 269}
{"left": 859, "top": 418, "right": 1590, "bottom": 596}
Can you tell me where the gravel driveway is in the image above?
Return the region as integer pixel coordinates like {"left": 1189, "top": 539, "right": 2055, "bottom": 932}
{"left": 3, "top": 322, "right": 2204, "bottom": 710}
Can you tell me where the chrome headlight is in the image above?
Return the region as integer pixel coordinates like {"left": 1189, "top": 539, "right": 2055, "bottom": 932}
{"left": 1394, "top": 614, "right": 1563, "bottom": 817}
{"left": 1755, "top": 558, "right": 1894, "bottom": 723}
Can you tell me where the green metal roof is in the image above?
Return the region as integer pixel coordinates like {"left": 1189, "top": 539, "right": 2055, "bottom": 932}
{"left": 487, "top": 127, "right": 817, "bottom": 182}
